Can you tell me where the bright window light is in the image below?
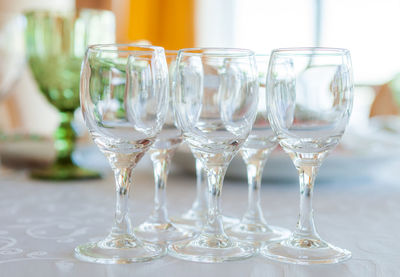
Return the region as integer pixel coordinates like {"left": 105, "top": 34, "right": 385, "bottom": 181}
{"left": 196, "top": 0, "right": 400, "bottom": 85}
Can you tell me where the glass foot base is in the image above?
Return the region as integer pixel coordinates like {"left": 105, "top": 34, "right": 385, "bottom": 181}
{"left": 174, "top": 209, "right": 207, "bottom": 223}
{"left": 75, "top": 235, "right": 166, "bottom": 264}
{"left": 172, "top": 211, "right": 239, "bottom": 231}
{"left": 222, "top": 215, "right": 240, "bottom": 228}
{"left": 168, "top": 234, "right": 255, "bottom": 263}
{"left": 30, "top": 163, "right": 100, "bottom": 181}
{"left": 171, "top": 209, "right": 206, "bottom": 231}
{"left": 260, "top": 237, "right": 351, "bottom": 265}
{"left": 134, "top": 221, "right": 193, "bottom": 243}
{"left": 227, "top": 223, "right": 290, "bottom": 245}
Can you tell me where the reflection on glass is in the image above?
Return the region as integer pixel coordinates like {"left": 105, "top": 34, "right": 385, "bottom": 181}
{"left": 168, "top": 48, "right": 258, "bottom": 263}
{"left": 261, "top": 47, "right": 353, "bottom": 264}
{"left": 226, "top": 54, "right": 290, "bottom": 245}
{"left": 76, "top": 44, "right": 169, "bottom": 264}
{"left": 134, "top": 51, "right": 192, "bottom": 243}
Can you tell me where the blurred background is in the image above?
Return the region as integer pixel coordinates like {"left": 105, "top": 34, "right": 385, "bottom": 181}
{"left": 1, "top": 0, "right": 400, "bottom": 180}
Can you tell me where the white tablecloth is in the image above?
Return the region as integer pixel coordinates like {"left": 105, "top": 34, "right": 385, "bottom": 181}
{"left": 0, "top": 157, "right": 399, "bottom": 277}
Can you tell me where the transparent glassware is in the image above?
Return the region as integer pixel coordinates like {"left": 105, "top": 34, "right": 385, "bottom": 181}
{"left": 24, "top": 9, "right": 115, "bottom": 180}
{"left": 168, "top": 48, "right": 259, "bottom": 263}
{"left": 172, "top": 159, "right": 239, "bottom": 230}
{"left": 260, "top": 47, "right": 354, "bottom": 264}
{"left": 172, "top": 158, "right": 208, "bottom": 229}
{"left": 134, "top": 51, "right": 192, "bottom": 243}
{"left": 226, "top": 55, "right": 290, "bottom": 245}
{"left": 76, "top": 44, "right": 169, "bottom": 263}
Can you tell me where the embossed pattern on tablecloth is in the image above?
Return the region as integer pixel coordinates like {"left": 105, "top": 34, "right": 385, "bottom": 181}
{"left": 0, "top": 163, "right": 399, "bottom": 276}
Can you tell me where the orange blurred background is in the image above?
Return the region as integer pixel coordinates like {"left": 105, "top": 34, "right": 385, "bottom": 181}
{"left": 77, "top": 0, "right": 195, "bottom": 49}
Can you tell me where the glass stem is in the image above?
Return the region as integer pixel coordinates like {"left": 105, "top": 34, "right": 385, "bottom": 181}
{"left": 202, "top": 165, "right": 228, "bottom": 237}
{"left": 54, "top": 111, "right": 76, "bottom": 165}
{"left": 110, "top": 166, "right": 134, "bottom": 237}
{"left": 150, "top": 149, "right": 174, "bottom": 224}
{"left": 294, "top": 165, "right": 319, "bottom": 239}
{"left": 192, "top": 159, "right": 208, "bottom": 212}
{"left": 242, "top": 160, "right": 267, "bottom": 224}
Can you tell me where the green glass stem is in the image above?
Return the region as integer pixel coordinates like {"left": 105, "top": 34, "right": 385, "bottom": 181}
{"left": 30, "top": 110, "right": 100, "bottom": 180}
{"left": 54, "top": 111, "right": 76, "bottom": 165}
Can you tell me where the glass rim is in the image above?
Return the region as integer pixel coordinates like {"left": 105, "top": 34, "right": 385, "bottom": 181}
{"left": 87, "top": 43, "right": 165, "bottom": 56}
{"left": 255, "top": 53, "right": 270, "bottom": 61}
{"left": 271, "top": 47, "right": 350, "bottom": 56}
{"left": 178, "top": 47, "right": 255, "bottom": 58}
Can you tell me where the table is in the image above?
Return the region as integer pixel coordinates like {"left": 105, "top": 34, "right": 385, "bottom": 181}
{"left": 0, "top": 157, "right": 399, "bottom": 277}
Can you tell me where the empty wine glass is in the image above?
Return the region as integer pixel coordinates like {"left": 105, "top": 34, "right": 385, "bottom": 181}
{"left": 76, "top": 44, "right": 169, "bottom": 263}
{"left": 172, "top": 158, "right": 208, "bottom": 229}
{"left": 134, "top": 50, "right": 192, "bottom": 243}
{"left": 226, "top": 54, "right": 290, "bottom": 245}
{"left": 260, "top": 47, "right": 353, "bottom": 264}
{"left": 168, "top": 48, "right": 258, "bottom": 263}
{"left": 24, "top": 9, "right": 115, "bottom": 180}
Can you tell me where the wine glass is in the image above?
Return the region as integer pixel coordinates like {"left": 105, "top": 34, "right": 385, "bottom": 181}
{"left": 168, "top": 48, "right": 259, "bottom": 263}
{"left": 76, "top": 44, "right": 169, "bottom": 263}
{"left": 24, "top": 9, "right": 115, "bottom": 180}
{"left": 173, "top": 154, "right": 240, "bottom": 231}
{"left": 134, "top": 50, "right": 192, "bottom": 242}
{"left": 260, "top": 47, "right": 353, "bottom": 264}
{"left": 172, "top": 158, "right": 208, "bottom": 229}
{"left": 226, "top": 54, "right": 290, "bottom": 245}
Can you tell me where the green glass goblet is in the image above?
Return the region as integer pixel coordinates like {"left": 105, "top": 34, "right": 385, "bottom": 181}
{"left": 24, "top": 9, "right": 115, "bottom": 180}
